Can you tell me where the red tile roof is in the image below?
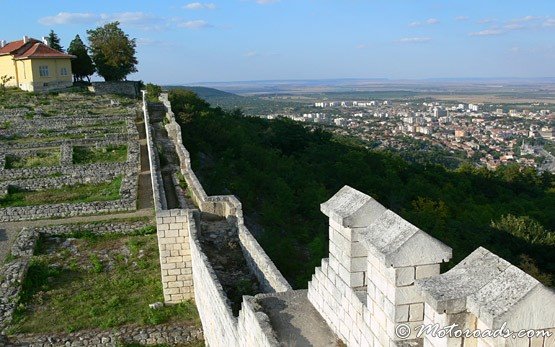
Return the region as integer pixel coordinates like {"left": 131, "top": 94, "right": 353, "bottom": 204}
{"left": 15, "top": 43, "right": 73, "bottom": 59}
{"left": 0, "top": 38, "right": 73, "bottom": 59}
{"left": 0, "top": 39, "right": 34, "bottom": 55}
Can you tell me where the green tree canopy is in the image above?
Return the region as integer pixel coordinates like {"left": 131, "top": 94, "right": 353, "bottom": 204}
{"left": 145, "top": 83, "right": 162, "bottom": 102}
{"left": 87, "top": 22, "right": 138, "bottom": 81}
{"left": 67, "top": 35, "right": 95, "bottom": 82}
{"left": 168, "top": 90, "right": 210, "bottom": 116}
{"left": 47, "top": 29, "right": 63, "bottom": 52}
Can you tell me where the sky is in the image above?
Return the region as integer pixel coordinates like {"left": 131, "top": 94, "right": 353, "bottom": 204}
{"left": 3, "top": 0, "right": 555, "bottom": 84}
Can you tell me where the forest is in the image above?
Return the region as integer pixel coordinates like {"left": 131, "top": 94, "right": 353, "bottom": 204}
{"left": 168, "top": 89, "right": 555, "bottom": 289}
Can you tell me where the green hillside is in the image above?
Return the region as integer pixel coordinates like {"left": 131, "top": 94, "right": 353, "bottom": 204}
{"left": 169, "top": 89, "right": 555, "bottom": 289}
{"left": 165, "top": 86, "right": 239, "bottom": 99}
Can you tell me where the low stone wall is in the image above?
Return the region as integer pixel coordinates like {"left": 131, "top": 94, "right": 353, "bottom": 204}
{"left": 91, "top": 81, "right": 141, "bottom": 98}
{"left": 0, "top": 172, "right": 137, "bottom": 222}
{"left": 0, "top": 227, "right": 42, "bottom": 333}
{"left": 2, "top": 134, "right": 134, "bottom": 151}
{"left": 0, "top": 162, "right": 127, "bottom": 181}
{"left": 0, "top": 171, "right": 119, "bottom": 192}
{"left": 4, "top": 324, "right": 203, "bottom": 347}
{"left": 34, "top": 220, "right": 153, "bottom": 236}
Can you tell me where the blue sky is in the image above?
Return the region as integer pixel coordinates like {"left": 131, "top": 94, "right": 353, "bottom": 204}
{"left": 3, "top": 0, "right": 555, "bottom": 83}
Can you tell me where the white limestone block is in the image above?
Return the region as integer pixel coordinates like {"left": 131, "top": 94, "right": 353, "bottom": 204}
{"left": 416, "top": 264, "right": 440, "bottom": 279}
{"left": 409, "top": 303, "right": 424, "bottom": 322}
{"left": 395, "top": 304, "right": 409, "bottom": 323}
{"left": 394, "top": 285, "right": 422, "bottom": 305}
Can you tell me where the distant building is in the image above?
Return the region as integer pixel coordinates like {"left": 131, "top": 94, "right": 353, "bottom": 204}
{"left": 455, "top": 129, "right": 467, "bottom": 138}
{"left": 0, "top": 36, "right": 74, "bottom": 92}
{"left": 539, "top": 127, "right": 555, "bottom": 140}
{"left": 433, "top": 107, "right": 447, "bottom": 117}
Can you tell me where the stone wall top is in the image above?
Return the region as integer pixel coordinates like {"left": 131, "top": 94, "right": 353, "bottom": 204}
{"left": 320, "top": 185, "right": 387, "bottom": 228}
{"left": 415, "top": 247, "right": 555, "bottom": 330}
{"left": 360, "top": 209, "right": 452, "bottom": 268}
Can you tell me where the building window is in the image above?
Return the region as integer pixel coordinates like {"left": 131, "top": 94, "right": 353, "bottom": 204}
{"left": 39, "top": 65, "right": 49, "bottom": 77}
{"left": 60, "top": 67, "right": 68, "bottom": 76}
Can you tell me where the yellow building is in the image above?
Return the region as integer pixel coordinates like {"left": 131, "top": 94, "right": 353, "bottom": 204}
{"left": 0, "top": 36, "right": 74, "bottom": 92}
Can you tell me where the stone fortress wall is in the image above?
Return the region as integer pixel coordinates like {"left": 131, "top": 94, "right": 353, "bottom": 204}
{"left": 90, "top": 81, "right": 141, "bottom": 98}
{"left": 143, "top": 92, "right": 291, "bottom": 347}
{"left": 142, "top": 91, "right": 555, "bottom": 347}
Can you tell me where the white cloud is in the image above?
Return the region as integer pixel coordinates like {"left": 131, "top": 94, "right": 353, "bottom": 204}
{"left": 244, "top": 51, "right": 258, "bottom": 57}
{"left": 356, "top": 44, "right": 368, "bottom": 49}
{"left": 38, "top": 12, "right": 100, "bottom": 25}
{"left": 455, "top": 16, "right": 469, "bottom": 21}
{"left": 477, "top": 18, "right": 496, "bottom": 24}
{"left": 469, "top": 16, "right": 552, "bottom": 36}
{"left": 510, "top": 15, "right": 540, "bottom": 23}
{"left": 38, "top": 11, "right": 165, "bottom": 30}
{"left": 543, "top": 18, "right": 555, "bottom": 27}
{"left": 469, "top": 29, "right": 503, "bottom": 36}
{"left": 397, "top": 37, "right": 431, "bottom": 43}
{"left": 409, "top": 18, "right": 439, "bottom": 27}
{"left": 136, "top": 38, "right": 178, "bottom": 47}
{"left": 504, "top": 23, "right": 525, "bottom": 30}
{"left": 108, "top": 12, "right": 165, "bottom": 30}
{"left": 178, "top": 19, "right": 213, "bottom": 29}
{"left": 184, "top": 2, "right": 216, "bottom": 10}
{"left": 256, "top": 0, "right": 280, "bottom": 4}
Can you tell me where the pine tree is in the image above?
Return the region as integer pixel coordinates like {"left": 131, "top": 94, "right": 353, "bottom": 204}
{"left": 67, "top": 35, "right": 95, "bottom": 82}
{"left": 87, "top": 22, "right": 138, "bottom": 81}
{"left": 47, "top": 29, "right": 63, "bottom": 52}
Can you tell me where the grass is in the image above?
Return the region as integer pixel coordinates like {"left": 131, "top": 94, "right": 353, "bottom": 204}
{"left": 4, "top": 151, "right": 61, "bottom": 169}
{"left": 0, "top": 176, "right": 122, "bottom": 208}
{"left": 73, "top": 145, "right": 128, "bottom": 164}
{"left": 9, "top": 233, "right": 200, "bottom": 334}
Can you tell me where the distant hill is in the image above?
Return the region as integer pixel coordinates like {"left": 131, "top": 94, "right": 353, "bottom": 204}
{"left": 165, "top": 86, "right": 240, "bottom": 99}
{"left": 163, "top": 85, "right": 309, "bottom": 115}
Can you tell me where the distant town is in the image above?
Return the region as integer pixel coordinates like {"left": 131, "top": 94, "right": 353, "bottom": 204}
{"left": 256, "top": 99, "right": 555, "bottom": 172}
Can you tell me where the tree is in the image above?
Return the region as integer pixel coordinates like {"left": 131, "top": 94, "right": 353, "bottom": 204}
{"left": 47, "top": 30, "right": 63, "bottom": 52}
{"left": 168, "top": 90, "right": 210, "bottom": 116}
{"left": 0, "top": 75, "right": 14, "bottom": 94}
{"left": 87, "top": 22, "right": 138, "bottom": 81}
{"left": 145, "top": 83, "right": 162, "bottom": 102}
{"left": 491, "top": 214, "right": 555, "bottom": 246}
{"left": 67, "top": 35, "right": 95, "bottom": 82}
